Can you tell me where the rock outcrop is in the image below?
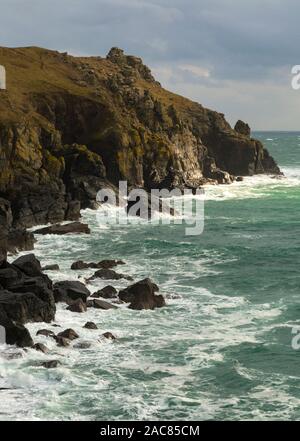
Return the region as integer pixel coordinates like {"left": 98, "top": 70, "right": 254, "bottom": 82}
{"left": 118, "top": 278, "right": 166, "bottom": 310}
{"left": 0, "top": 46, "right": 281, "bottom": 254}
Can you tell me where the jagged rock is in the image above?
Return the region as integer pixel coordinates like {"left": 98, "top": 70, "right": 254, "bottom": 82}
{"left": 13, "top": 254, "right": 42, "bottom": 277}
{"left": 88, "top": 269, "right": 133, "bottom": 281}
{"left": 71, "top": 259, "right": 125, "bottom": 270}
{"left": 0, "top": 290, "right": 55, "bottom": 324}
{"left": 57, "top": 328, "right": 79, "bottom": 340}
{"left": 55, "top": 336, "right": 71, "bottom": 347}
{"left": 83, "top": 321, "right": 98, "bottom": 329}
{"left": 0, "top": 310, "right": 33, "bottom": 347}
{"left": 118, "top": 278, "right": 166, "bottom": 310}
{"left": 32, "top": 343, "right": 48, "bottom": 354}
{"left": 102, "top": 332, "right": 116, "bottom": 340}
{"left": 42, "top": 264, "right": 60, "bottom": 271}
{"left": 234, "top": 120, "right": 251, "bottom": 137}
{"left": 34, "top": 222, "right": 90, "bottom": 235}
{"left": 89, "top": 299, "right": 118, "bottom": 310}
{"left": 53, "top": 280, "right": 90, "bottom": 303}
{"left": 36, "top": 329, "right": 56, "bottom": 338}
{"left": 91, "top": 285, "right": 117, "bottom": 299}
{"left": 66, "top": 299, "right": 87, "bottom": 313}
{"left": 41, "top": 360, "right": 60, "bottom": 369}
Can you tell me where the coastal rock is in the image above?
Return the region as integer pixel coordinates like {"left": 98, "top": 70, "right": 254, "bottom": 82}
{"left": 83, "top": 321, "right": 98, "bottom": 329}
{"left": 66, "top": 299, "right": 87, "bottom": 313}
{"left": 57, "top": 328, "right": 79, "bottom": 340}
{"left": 118, "top": 278, "right": 166, "bottom": 310}
{"left": 89, "top": 299, "right": 118, "bottom": 310}
{"left": 71, "top": 259, "right": 125, "bottom": 270}
{"left": 0, "top": 290, "right": 55, "bottom": 324}
{"left": 0, "top": 311, "right": 33, "bottom": 347}
{"left": 36, "top": 329, "right": 56, "bottom": 338}
{"left": 53, "top": 280, "right": 90, "bottom": 303}
{"left": 13, "top": 254, "right": 43, "bottom": 278}
{"left": 91, "top": 285, "right": 117, "bottom": 299}
{"left": 42, "top": 264, "right": 60, "bottom": 271}
{"left": 34, "top": 222, "right": 90, "bottom": 235}
{"left": 102, "top": 332, "right": 116, "bottom": 340}
{"left": 32, "top": 343, "right": 49, "bottom": 354}
{"left": 234, "top": 120, "right": 251, "bottom": 137}
{"left": 88, "top": 269, "right": 133, "bottom": 281}
{"left": 55, "top": 336, "right": 71, "bottom": 347}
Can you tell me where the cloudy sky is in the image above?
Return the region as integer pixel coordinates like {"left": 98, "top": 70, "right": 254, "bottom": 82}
{"left": 0, "top": 0, "right": 299, "bottom": 130}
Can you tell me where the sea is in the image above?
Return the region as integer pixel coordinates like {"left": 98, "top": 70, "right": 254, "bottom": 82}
{"left": 0, "top": 131, "right": 300, "bottom": 421}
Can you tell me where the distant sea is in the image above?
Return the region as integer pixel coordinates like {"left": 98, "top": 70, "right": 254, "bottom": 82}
{"left": 1, "top": 131, "right": 300, "bottom": 421}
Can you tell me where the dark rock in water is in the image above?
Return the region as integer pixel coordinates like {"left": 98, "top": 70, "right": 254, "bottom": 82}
{"left": 89, "top": 299, "right": 118, "bottom": 310}
{"left": 41, "top": 360, "right": 60, "bottom": 369}
{"left": 36, "top": 329, "right": 56, "bottom": 338}
{"left": 88, "top": 268, "right": 133, "bottom": 281}
{"left": 91, "top": 285, "right": 117, "bottom": 299}
{"left": 71, "top": 259, "right": 125, "bottom": 270}
{"left": 102, "top": 332, "right": 116, "bottom": 340}
{"left": 53, "top": 280, "right": 90, "bottom": 303}
{"left": 55, "top": 336, "right": 71, "bottom": 347}
{"left": 42, "top": 264, "right": 60, "bottom": 271}
{"left": 86, "top": 300, "right": 94, "bottom": 308}
{"left": 13, "top": 254, "right": 42, "bottom": 278}
{"left": 34, "top": 222, "right": 90, "bottom": 235}
{"left": 83, "top": 321, "right": 98, "bottom": 330}
{"left": 0, "top": 290, "right": 55, "bottom": 324}
{"left": 119, "top": 278, "right": 166, "bottom": 310}
{"left": 236, "top": 176, "right": 244, "bottom": 182}
{"left": 234, "top": 120, "right": 251, "bottom": 137}
{"left": 32, "top": 343, "right": 48, "bottom": 354}
{"left": 57, "top": 328, "right": 79, "bottom": 340}
{"left": 66, "top": 299, "right": 87, "bottom": 313}
{"left": 0, "top": 309, "right": 34, "bottom": 347}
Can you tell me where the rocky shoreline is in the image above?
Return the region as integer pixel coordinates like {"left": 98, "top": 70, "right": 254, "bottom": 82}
{"left": 0, "top": 251, "right": 166, "bottom": 360}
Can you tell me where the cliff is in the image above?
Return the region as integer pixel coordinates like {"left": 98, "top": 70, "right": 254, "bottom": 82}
{"left": 0, "top": 46, "right": 281, "bottom": 256}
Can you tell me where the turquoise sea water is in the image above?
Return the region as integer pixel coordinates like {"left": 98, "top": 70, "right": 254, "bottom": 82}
{"left": 0, "top": 132, "right": 300, "bottom": 421}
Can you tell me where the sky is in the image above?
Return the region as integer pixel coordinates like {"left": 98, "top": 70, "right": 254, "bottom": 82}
{"left": 0, "top": 0, "right": 299, "bottom": 130}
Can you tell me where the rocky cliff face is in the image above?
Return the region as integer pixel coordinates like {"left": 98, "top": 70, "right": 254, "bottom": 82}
{"left": 0, "top": 46, "right": 281, "bottom": 255}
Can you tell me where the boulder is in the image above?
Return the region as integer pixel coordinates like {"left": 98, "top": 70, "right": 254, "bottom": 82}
{"left": 83, "top": 321, "right": 98, "bottom": 330}
{"left": 0, "top": 290, "right": 55, "bottom": 324}
{"left": 91, "top": 285, "right": 117, "bottom": 299}
{"left": 32, "top": 343, "right": 48, "bottom": 354}
{"left": 36, "top": 329, "right": 56, "bottom": 338}
{"left": 118, "top": 278, "right": 166, "bottom": 310}
{"left": 89, "top": 299, "right": 118, "bottom": 310}
{"left": 55, "top": 336, "right": 71, "bottom": 347}
{"left": 42, "top": 264, "right": 60, "bottom": 271}
{"left": 102, "top": 332, "right": 116, "bottom": 340}
{"left": 66, "top": 299, "right": 87, "bottom": 313}
{"left": 71, "top": 259, "right": 125, "bottom": 270}
{"left": 57, "top": 328, "right": 79, "bottom": 340}
{"left": 0, "top": 310, "right": 33, "bottom": 347}
{"left": 53, "top": 280, "right": 90, "bottom": 303}
{"left": 34, "top": 222, "right": 90, "bottom": 235}
{"left": 12, "top": 254, "right": 42, "bottom": 277}
{"left": 88, "top": 268, "right": 133, "bottom": 281}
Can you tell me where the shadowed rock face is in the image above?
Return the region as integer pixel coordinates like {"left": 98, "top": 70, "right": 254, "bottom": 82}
{"left": 0, "top": 46, "right": 281, "bottom": 253}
